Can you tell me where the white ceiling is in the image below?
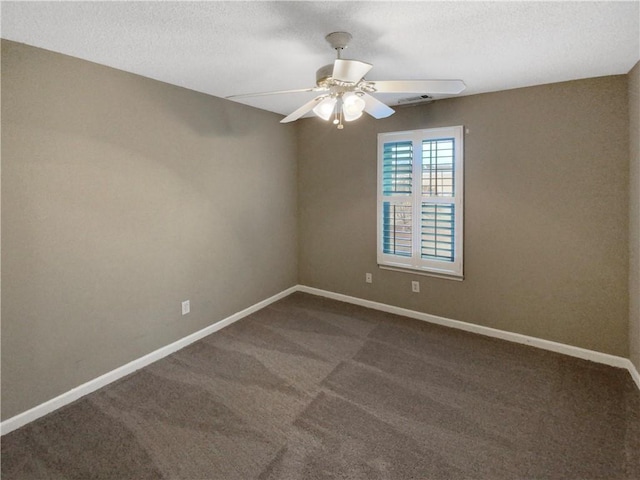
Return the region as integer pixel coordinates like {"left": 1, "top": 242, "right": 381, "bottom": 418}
{"left": 1, "top": 1, "right": 639, "bottom": 118}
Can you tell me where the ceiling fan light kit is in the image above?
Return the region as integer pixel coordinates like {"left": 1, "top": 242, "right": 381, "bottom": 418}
{"left": 312, "top": 96, "right": 337, "bottom": 121}
{"left": 227, "top": 32, "right": 466, "bottom": 129}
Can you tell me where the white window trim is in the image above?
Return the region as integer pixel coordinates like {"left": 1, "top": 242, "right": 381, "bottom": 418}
{"left": 377, "top": 126, "right": 464, "bottom": 279}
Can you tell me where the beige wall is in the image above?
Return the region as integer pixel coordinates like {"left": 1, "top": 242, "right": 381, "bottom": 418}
{"left": 298, "top": 75, "right": 630, "bottom": 357}
{"left": 630, "top": 61, "right": 640, "bottom": 373}
{"left": 1, "top": 39, "right": 636, "bottom": 422}
{"left": 1, "top": 40, "right": 298, "bottom": 420}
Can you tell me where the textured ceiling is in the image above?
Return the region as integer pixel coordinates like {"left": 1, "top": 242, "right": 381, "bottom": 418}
{"left": 1, "top": 1, "right": 639, "bottom": 118}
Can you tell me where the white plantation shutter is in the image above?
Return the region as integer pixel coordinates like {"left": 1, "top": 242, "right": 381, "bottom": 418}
{"left": 381, "top": 140, "right": 413, "bottom": 257}
{"left": 382, "top": 202, "right": 413, "bottom": 256}
{"left": 421, "top": 203, "right": 455, "bottom": 261}
{"left": 382, "top": 141, "right": 413, "bottom": 195}
{"left": 377, "top": 126, "right": 464, "bottom": 278}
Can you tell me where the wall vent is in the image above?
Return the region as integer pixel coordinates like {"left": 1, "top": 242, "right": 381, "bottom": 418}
{"left": 396, "top": 94, "right": 434, "bottom": 106}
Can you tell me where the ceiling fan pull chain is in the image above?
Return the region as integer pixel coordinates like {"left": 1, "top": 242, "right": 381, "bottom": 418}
{"left": 336, "top": 96, "right": 344, "bottom": 129}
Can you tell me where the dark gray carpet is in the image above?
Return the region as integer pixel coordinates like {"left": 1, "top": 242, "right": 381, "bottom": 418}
{"left": 2, "top": 292, "right": 639, "bottom": 479}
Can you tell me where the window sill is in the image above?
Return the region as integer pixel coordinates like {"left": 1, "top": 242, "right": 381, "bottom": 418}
{"left": 378, "top": 264, "right": 464, "bottom": 282}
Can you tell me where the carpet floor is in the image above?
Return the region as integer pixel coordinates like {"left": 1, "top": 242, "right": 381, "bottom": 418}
{"left": 2, "top": 292, "right": 639, "bottom": 479}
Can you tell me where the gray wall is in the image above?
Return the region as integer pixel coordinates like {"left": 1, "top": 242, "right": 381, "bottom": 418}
{"left": 630, "top": 61, "right": 640, "bottom": 373}
{"left": 1, "top": 40, "right": 298, "bottom": 420}
{"left": 298, "top": 75, "right": 630, "bottom": 357}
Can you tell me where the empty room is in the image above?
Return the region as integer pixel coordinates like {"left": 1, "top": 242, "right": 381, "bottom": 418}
{"left": 1, "top": 1, "right": 639, "bottom": 479}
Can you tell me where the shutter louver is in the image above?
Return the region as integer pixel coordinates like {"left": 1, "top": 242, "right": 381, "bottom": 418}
{"left": 421, "top": 203, "right": 455, "bottom": 261}
{"left": 382, "top": 140, "right": 413, "bottom": 258}
{"left": 422, "top": 138, "right": 455, "bottom": 197}
{"left": 421, "top": 138, "right": 456, "bottom": 263}
{"left": 383, "top": 202, "right": 412, "bottom": 256}
{"left": 383, "top": 142, "right": 413, "bottom": 196}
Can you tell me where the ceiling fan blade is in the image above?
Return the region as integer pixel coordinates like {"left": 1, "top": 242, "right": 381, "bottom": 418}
{"left": 370, "top": 80, "right": 466, "bottom": 94}
{"left": 227, "top": 87, "right": 322, "bottom": 99}
{"left": 333, "top": 59, "right": 373, "bottom": 84}
{"left": 280, "top": 96, "right": 326, "bottom": 123}
{"left": 361, "top": 93, "right": 395, "bottom": 119}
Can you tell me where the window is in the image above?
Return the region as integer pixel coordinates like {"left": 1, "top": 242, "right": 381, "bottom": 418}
{"left": 377, "top": 126, "right": 464, "bottom": 278}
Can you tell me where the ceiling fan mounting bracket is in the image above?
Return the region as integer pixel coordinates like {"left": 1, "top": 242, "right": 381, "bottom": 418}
{"left": 325, "top": 32, "right": 352, "bottom": 54}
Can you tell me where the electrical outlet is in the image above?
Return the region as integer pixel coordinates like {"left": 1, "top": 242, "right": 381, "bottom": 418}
{"left": 365, "top": 273, "right": 373, "bottom": 283}
{"left": 181, "top": 300, "right": 190, "bottom": 315}
{"left": 411, "top": 281, "right": 420, "bottom": 293}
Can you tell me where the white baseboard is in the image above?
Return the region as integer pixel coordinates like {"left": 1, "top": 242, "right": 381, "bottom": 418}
{"left": 629, "top": 361, "right": 640, "bottom": 391}
{"left": 297, "top": 285, "right": 640, "bottom": 387}
{"left": 3, "top": 284, "right": 638, "bottom": 436}
{"left": 0, "top": 286, "right": 297, "bottom": 436}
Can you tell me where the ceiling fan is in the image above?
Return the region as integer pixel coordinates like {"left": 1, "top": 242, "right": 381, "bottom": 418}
{"left": 227, "top": 32, "right": 466, "bottom": 129}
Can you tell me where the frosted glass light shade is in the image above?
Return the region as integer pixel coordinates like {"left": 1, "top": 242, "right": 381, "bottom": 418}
{"left": 343, "top": 94, "right": 365, "bottom": 121}
{"left": 313, "top": 97, "right": 337, "bottom": 121}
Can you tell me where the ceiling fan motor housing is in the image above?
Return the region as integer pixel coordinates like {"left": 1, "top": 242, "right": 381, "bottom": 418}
{"left": 316, "top": 64, "right": 334, "bottom": 87}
